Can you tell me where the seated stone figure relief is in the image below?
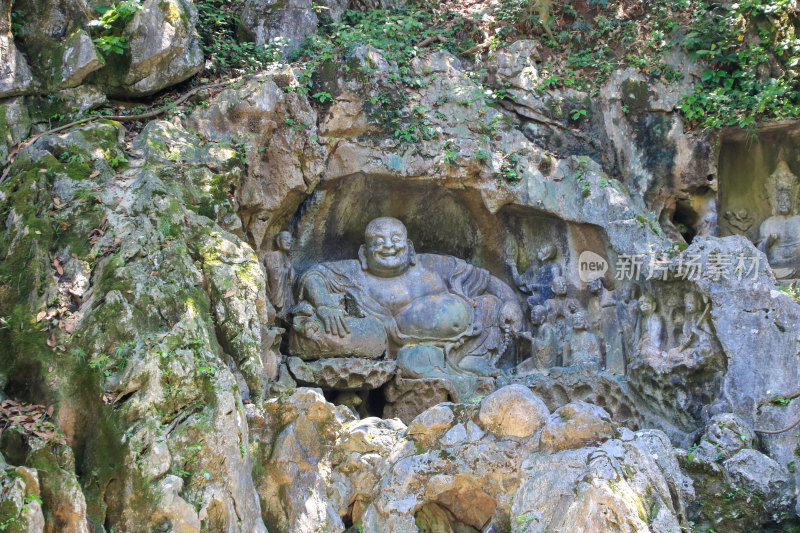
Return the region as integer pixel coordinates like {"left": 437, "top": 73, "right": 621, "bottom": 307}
{"left": 757, "top": 160, "right": 800, "bottom": 279}
{"left": 288, "top": 217, "right": 524, "bottom": 389}
{"left": 506, "top": 243, "right": 563, "bottom": 308}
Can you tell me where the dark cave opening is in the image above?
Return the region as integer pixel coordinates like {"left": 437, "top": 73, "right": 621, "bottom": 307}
{"left": 672, "top": 198, "right": 700, "bottom": 244}
{"left": 323, "top": 385, "right": 388, "bottom": 419}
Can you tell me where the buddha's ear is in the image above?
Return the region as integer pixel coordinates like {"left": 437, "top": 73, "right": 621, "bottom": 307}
{"left": 408, "top": 239, "right": 417, "bottom": 265}
{"left": 358, "top": 245, "right": 369, "bottom": 270}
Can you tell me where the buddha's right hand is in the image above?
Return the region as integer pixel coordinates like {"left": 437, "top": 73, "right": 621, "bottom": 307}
{"left": 768, "top": 233, "right": 779, "bottom": 247}
{"left": 317, "top": 306, "right": 351, "bottom": 337}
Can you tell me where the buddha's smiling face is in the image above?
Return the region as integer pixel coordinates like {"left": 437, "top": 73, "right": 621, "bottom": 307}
{"left": 363, "top": 218, "right": 411, "bottom": 277}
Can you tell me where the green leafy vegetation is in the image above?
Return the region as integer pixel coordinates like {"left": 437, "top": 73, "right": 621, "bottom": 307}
{"left": 89, "top": 0, "right": 141, "bottom": 57}
{"left": 488, "top": 0, "right": 689, "bottom": 91}
{"left": 679, "top": 0, "right": 800, "bottom": 132}
{"left": 196, "top": 0, "right": 283, "bottom": 75}
{"left": 500, "top": 153, "right": 521, "bottom": 183}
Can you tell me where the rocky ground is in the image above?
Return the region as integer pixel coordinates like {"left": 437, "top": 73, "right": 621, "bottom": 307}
{"left": 2, "top": 0, "right": 800, "bottom": 531}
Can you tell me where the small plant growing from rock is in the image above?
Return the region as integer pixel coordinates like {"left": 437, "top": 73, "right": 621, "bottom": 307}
{"left": 500, "top": 154, "right": 521, "bottom": 183}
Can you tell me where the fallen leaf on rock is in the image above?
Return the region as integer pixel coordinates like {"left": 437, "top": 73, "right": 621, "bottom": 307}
{"left": 242, "top": 282, "right": 257, "bottom": 293}
{"left": 36, "top": 311, "right": 47, "bottom": 322}
{"left": 223, "top": 289, "right": 236, "bottom": 298}
{"left": 89, "top": 170, "right": 100, "bottom": 179}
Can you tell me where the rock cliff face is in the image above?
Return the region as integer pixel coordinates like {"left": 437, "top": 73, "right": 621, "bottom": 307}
{"left": 1, "top": 0, "right": 800, "bottom": 531}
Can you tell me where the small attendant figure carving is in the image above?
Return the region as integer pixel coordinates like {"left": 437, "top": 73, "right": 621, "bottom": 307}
{"left": 636, "top": 294, "right": 666, "bottom": 360}
{"left": 516, "top": 304, "right": 560, "bottom": 372}
{"left": 264, "top": 231, "right": 296, "bottom": 320}
{"left": 543, "top": 275, "right": 581, "bottom": 356}
{"left": 506, "top": 243, "right": 563, "bottom": 307}
{"left": 618, "top": 283, "right": 640, "bottom": 363}
{"left": 563, "top": 311, "right": 603, "bottom": 369}
{"left": 668, "top": 292, "right": 718, "bottom": 362}
{"left": 757, "top": 160, "right": 800, "bottom": 279}
{"left": 588, "top": 278, "right": 625, "bottom": 374}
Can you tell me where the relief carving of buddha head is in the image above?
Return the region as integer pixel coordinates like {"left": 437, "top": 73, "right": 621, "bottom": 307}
{"left": 358, "top": 217, "right": 417, "bottom": 277}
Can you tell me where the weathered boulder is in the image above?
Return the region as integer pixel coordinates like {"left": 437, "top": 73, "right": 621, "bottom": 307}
{"left": 0, "top": 98, "right": 31, "bottom": 166}
{"left": 510, "top": 430, "right": 691, "bottom": 533}
{"left": 238, "top": 0, "right": 317, "bottom": 56}
{"left": 25, "top": 443, "right": 90, "bottom": 533}
{"left": 151, "top": 475, "right": 202, "bottom": 533}
{"left": 59, "top": 30, "right": 103, "bottom": 88}
{"left": 0, "top": 35, "right": 33, "bottom": 97}
{"left": 540, "top": 401, "right": 615, "bottom": 452}
{"left": 406, "top": 403, "right": 456, "bottom": 448}
{"left": 478, "top": 385, "right": 549, "bottom": 438}
{"left": 249, "top": 388, "right": 356, "bottom": 533}
{"left": 0, "top": 454, "right": 45, "bottom": 533}
{"left": 92, "top": 0, "right": 203, "bottom": 96}
{"left": 185, "top": 73, "right": 324, "bottom": 248}
{"left": 692, "top": 413, "right": 754, "bottom": 463}
{"left": 7, "top": 0, "right": 102, "bottom": 90}
{"left": 383, "top": 376, "right": 460, "bottom": 424}
{"left": 680, "top": 410, "right": 792, "bottom": 531}
{"left": 329, "top": 417, "right": 411, "bottom": 525}
{"left": 53, "top": 85, "right": 108, "bottom": 113}
{"left": 724, "top": 449, "right": 791, "bottom": 511}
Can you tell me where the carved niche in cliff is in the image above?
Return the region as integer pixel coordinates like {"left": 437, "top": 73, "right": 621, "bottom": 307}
{"left": 719, "top": 128, "right": 800, "bottom": 279}
{"left": 287, "top": 217, "right": 524, "bottom": 401}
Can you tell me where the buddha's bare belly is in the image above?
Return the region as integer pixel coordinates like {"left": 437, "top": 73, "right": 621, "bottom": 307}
{"left": 394, "top": 293, "right": 473, "bottom": 340}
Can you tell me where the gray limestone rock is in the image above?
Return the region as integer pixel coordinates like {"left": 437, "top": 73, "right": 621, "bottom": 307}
{"left": 0, "top": 97, "right": 31, "bottom": 167}
{"left": 53, "top": 85, "right": 108, "bottom": 113}
{"left": 478, "top": 385, "right": 549, "bottom": 438}
{"left": 92, "top": 0, "right": 203, "bottom": 96}
{"left": 694, "top": 413, "right": 754, "bottom": 463}
{"left": 0, "top": 457, "right": 45, "bottom": 533}
{"left": 383, "top": 376, "right": 459, "bottom": 424}
{"left": 724, "top": 449, "right": 791, "bottom": 510}
{"left": 539, "top": 401, "right": 615, "bottom": 452}
{"left": 406, "top": 403, "right": 456, "bottom": 447}
{"left": 510, "top": 430, "right": 690, "bottom": 533}
{"left": 287, "top": 356, "right": 397, "bottom": 390}
{"left": 0, "top": 35, "right": 33, "bottom": 97}
{"left": 237, "top": 0, "right": 318, "bottom": 56}
{"left": 59, "top": 30, "right": 103, "bottom": 88}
